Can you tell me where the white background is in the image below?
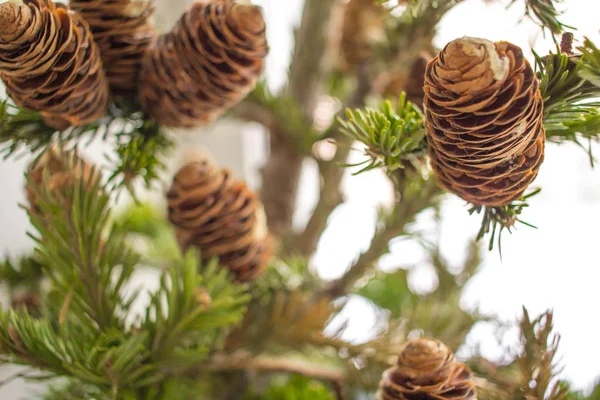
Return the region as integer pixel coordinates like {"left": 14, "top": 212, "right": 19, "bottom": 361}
{"left": 0, "top": 0, "right": 599, "bottom": 397}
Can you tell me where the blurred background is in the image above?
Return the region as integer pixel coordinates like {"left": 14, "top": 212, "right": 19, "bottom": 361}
{"left": 0, "top": 0, "right": 599, "bottom": 397}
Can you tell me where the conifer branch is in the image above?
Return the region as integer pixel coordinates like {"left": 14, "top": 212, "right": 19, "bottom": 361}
{"left": 511, "top": 0, "right": 571, "bottom": 35}
{"left": 326, "top": 173, "right": 442, "bottom": 298}
{"left": 207, "top": 352, "right": 344, "bottom": 382}
{"left": 0, "top": 98, "right": 173, "bottom": 195}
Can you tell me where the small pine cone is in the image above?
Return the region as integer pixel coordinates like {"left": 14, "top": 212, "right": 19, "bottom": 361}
{"left": 341, "top": 0, "right": 386, "bottom": 67}
{"left": 139, "top": 1, "right": 268, "bottom": 128}
{"left": 424, "top": 37, "right": 545, "bottom": 206}
{"left": 69, "top": 0, "right": 156, "bottom": 93}
{"left": 167, "top": 159, "right": 271, "bottom": 282}
{"left": 0, "top": 0, "right": 109, "bottom": 130}
{"left": 26, "top": 147, "right": 98, "bottom": 214}
{"left": 378, "top": 338, "right": 477, "bottom": 400}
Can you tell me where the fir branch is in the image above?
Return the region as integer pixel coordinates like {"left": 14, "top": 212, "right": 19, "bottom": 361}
{"left": 207, "top": 352, "right": 344, "bottom": 383}
{"left": 26, "top": 151, "right": 138, "bottom": 331}
{"left": 511, "top": 0, "right": 571, "bottom": 35}
{"left": 326, "top": 169, "right": 442, "bottom": 298}
{"left": 0, "top": 97, "right": 174, "bottom": 195}
{"left": 469, "top": 189, "right": 542, "bottom": 253}
{"left": 515, "top": 308, "right": 570, "bottom": 400}
{"left": 145, "top": 252, "right": 250, "bottom": 367}
{"left": 339, "top": 93, "right": 426, "bottom": 175}
{"left": 536, "top": 45, "right": 600, "bottom": 149}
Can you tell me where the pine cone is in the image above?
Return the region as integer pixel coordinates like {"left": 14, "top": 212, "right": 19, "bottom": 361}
{"left": 167, "top": 159, "right": 271, "bottom": 282}
{"left": 424, "top": 37, "right": 545, "bottom": 206}
{"left": 26, "top": 147, "right": 98, "bottom": 214}
{"left": 69, "top": 0, "right": 155, "bottom": 93}
{"left": 341, "top": 0, "right": 386, "bottom": 68}
{"left": 139, "top": 1, "right": 268, "bottom": 128}
{"left": 0, "top": 0, "right": 109, "bottom": 130}
{"left": 378, "top": 338, "right": 477, "bottom": 400}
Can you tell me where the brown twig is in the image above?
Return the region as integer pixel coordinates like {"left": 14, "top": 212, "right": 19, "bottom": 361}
{"left": 326, "top": 174, "right": 442, "bottom": 298}
{"left": 207, "top": 352, "right": 345, "bottom": 382}
{"left": 288, "top": 62, "right": 373, "bottom": 257}
{"left": 259, "top": 0, "right": 339, "bottom": 239}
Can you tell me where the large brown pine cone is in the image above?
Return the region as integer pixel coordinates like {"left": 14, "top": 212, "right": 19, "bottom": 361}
{"left": 167, "top": 159, "right": 271, "bottom": 282}
{"left": 341, "top": 0, "right": 385, "bottom": 68}
{"left": 424, "top": 37, "right": 545, "bottom": 206}
{"left": 378, "top": 338, "right": 477, "bottom": 400}
{"left": 0, "top": 0, "right": 109, "bottom": 130}
{"left": 139, "top": 0, "right": 268, "bottom": 128}
{"left": 26, "top": 147, "right": 98, "bottom": 215}
{"left": 69, "top": 0, "right": 155, "bottom": 93}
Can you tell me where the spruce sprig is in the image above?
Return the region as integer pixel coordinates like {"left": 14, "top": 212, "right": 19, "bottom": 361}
{"left": 0, "top": 97, "right": 174, "bottom": 194}
{"left": 339, "top": 93, "right": 426, "bottom": 175}
{"left": 511, "top": 0, "right": 571, "bottom": 35}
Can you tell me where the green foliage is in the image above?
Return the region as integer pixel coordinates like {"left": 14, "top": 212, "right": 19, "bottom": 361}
{"left": 0, "top": 151, "right": 252, "bottom": 398}
{"left": 145, "top": 253, "right": 250, "bottom": 368}
{"left": 469, "top": 188, "right": 541, "bottom": 253}
{"left": 358, "top": 239, "right": 485, "bottom": 350}
{"left": 113, "top": 203, "right": 180, "bottom": 269}
{"left": 511, "top": 0, "right": 571, "bottom": 35}
{"left": 340, "top": 93, "right": 426, "bottom": 174}
{"left": 0, "top": 97, "right": 174, "bottom": 195}
{"left": 578, "top": 38, "right": 600, "bottom": 88}
{"left": 246, "top": 375, "right": 336, "bottom": 400}
{"left": 536, "top": 46, "right": 600, "bottom": 162}
{"left": 0, "top": 255, "right": 44, "bottom": 290}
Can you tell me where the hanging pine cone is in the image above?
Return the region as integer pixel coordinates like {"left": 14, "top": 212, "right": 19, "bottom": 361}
{"left": 139, "top": 0, "right": 268, "bottom": 128}
{"left": 167, "top": 159, "right": 271, "bottom": 282}
{"left": 0, "top": 0, "right": 109, "bottom": 130}
{"left": 378, "top": 337, "right": 477, "bottom": 400}
{"left": 424, "top": 37, "right": 545, "bottom": 206}
{"left": 69, "top": 0, "right": 155, "bottom": 93}
{"left": 340, "top": 0, "right": 386, "bottom": 68}
{"left": 26, "top": 147, "right": 98, "bottom": 214}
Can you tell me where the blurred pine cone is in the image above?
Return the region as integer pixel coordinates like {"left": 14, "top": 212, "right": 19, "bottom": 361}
{"left": 167, "top": 159, "right": 271, "bottom": 282}
{"left": 26, "top": 147, "right": 98, "bottom": 214}
{"left": 69, "top": 0, "right": 156, "bottom": 93}
{"left": 139, "top": 1, "right": 268, "bottom": 128}
{"left": 0, "top": 0, "right": 109, "bottom": 130}
{"left": 378, "top": 337, "right": 477, "bottom": 400}
{"left": 424, "top": 37, "right": 545, "bottom": 206}
{"left": 382, "top": 52, "right": 433, "bottom": 107}
{"left": 341, "top": 0, "right": 386, "bottom": 68}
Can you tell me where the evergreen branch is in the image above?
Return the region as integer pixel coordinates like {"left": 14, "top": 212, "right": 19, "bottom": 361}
{"left": 578, "top": 37, "right": 600, "bottom": 88}
{"left": 469, "top": 189, "right": 542, "bottom": 253}
{"left": 515, "top": 308, "right": 570, "bottom": 399}
{"left": 536, "top": 46, "right": 600, "bottom": 149}
{"left": 511, "top": 0, "right": 571, "bottom": 35}
{"left": 145, "top": 252, "right": 250, "bottom": 367}
{"left": 0, "top": 97, "right": 173, "bottom": 195}
{"left": 339, "top": 94, "right": 426, "bottom": 175}
{"left": 326, "top": 170, "right": 442, "bottom": 298}
{"left": 207, "top": 352, "right": 344, "bottom": 382}
{"left": 224, "top": 289, "right": 405, "bottom": 391}
{"left": 26, "top": 151, "right": 138, "bottom": 331}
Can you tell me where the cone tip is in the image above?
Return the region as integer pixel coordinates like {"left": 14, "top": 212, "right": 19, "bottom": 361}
{"left": 446, "top": 36, "right": 510, "bottom": 81}
{"left": 0, "top": 0, "right": 31, "bottom": 40}
{"left": 232, "top": 4, "right": 265, "bottom": 34}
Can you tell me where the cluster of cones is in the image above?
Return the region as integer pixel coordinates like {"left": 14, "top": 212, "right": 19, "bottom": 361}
{"left": 0, "top": 0, "right": 268, "bottom": 130}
